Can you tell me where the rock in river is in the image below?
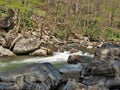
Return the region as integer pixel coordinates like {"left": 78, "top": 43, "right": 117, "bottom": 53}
{"left": 0, "top": 63, "right": 62, "bottom": 90}
{"left": 67, "top": 55, "right": 93, "bottom": 64}
{"left": 13, "top": 37, "right": 40, "bottom": 54}
{"left": 0, "top": 46, "right": 15, "bottom": 56}
{"left": 94, "top": 43, "right": 120, "bottom": 61}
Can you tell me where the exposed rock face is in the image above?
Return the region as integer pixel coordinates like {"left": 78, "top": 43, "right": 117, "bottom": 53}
{"left": 67, "top": 55, "right": 92, "bottom": 64}
{"left": 94, "top": 43, "right": 120, "bottom": 61}
{"left": 13, "top": 37, "right": 40, "bottom": 54}
{"left": 0, "top": 63, "right": 62, "bottom": 90}
{"left": 0, "top": 46, "right": 15, "bottom": 56}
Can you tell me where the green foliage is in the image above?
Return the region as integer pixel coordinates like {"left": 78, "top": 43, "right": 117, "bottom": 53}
{"left": 104, "top": 28, "right": 120, "bottom": 40}
{"left": 84, "top": 27, "right": 101, "bottom": 40}
{"left": 104, "top": 28, "right": 113, "bottom": 39}
{"left": 24, "top": 18, "right": 37, "bottom": 28}
{"left": 55, "top": 30, "right": 66, "bottom": 39}
{"left": 0, "top": 10, "right": 10, "bottom": 18}
{"left": 0, "top": 0, "right": 42, "bottom": 31}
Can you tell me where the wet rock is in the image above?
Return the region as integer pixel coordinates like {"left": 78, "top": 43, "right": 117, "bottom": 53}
{"left": 59, "top": 47, "right": 64, "bottom": 52}
{"left": 85, "top": 61, "right": 116, "bottom": 77}
{"left": 63, "top": 79, "right": 87, "bottom": 90}
{"left": 82, "top": 75, "right": 108, "bottom": 85}
{"left": 106, "top": 76, "right": 120, "bottom": 90}
{"left": 94, "top": 43, "right": 120, "bottom": 61}
{"left": 87, "top": 45, "right": 93, "bottom": 49}
{"left": 47, "top": 48, "right": 53, "bottom": 55}
{"left": 70, "top": 48, "right": 79, "bottom": 53}
{"left": 59, "top": 63, "right": 83, "bottom": 81}
{"left": 30, "top": 48, "right": 47, "bottom": 56}
{"left": 0, "top": 63, "right": 62, "bottom": 90}
{"left": 88, "top": 84, "right": 109, "bottom": 90}
{"left": 63, "top": 78, "right": 109, "bottom": 90}
{"left": 67, "top": 55, "right": 92, "bottom": 64}
{"left": 0, "top": 46, "right": 15, "bottom": 56}
{"left": 30, "top": 47, "right": 53, "bottom": 56}
{"left": 59, "top": 63, "right": 83, "bottom": 73}
{"left": 13, "top": 37, "right": 40, "bottom": 54}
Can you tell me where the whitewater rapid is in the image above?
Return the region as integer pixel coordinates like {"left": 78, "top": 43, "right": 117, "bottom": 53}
{"left": 0, "top": 50, "right": 93, "bottom": 68}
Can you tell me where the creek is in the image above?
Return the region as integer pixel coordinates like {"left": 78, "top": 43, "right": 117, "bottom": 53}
{"left": 0, "top": 50, "right": 94, "bottom": 72}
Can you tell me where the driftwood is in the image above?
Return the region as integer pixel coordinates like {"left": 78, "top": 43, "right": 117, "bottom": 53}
{"left": 10, "top": 34, "right": 22, "bottom": 49}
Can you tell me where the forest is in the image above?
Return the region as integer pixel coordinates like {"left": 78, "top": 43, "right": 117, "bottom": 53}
{"left": 0, "top": 0, "right": 120, "bottom": 41}
{"left": 0, "top": 1, "right": 120, "bottom": 90}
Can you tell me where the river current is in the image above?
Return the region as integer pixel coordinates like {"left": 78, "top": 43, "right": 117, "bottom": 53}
{"left": 0, "top": 50, "right": 93, "bottom": 71}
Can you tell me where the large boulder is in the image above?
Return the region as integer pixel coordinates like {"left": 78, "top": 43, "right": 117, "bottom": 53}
{"left": 13, "top": 37, "right": 40, "bottom": 54}
{"left": 94, "top": 43, "right": 120, "bottom": 61}
{"left": 0, "top": 63, "right": 62, "bottom": 90}
{"left": 84, "top": 61, "right": 117, "bottom": 77}
{"left": 0, "top": 46, "right": 15, "bottom": 56}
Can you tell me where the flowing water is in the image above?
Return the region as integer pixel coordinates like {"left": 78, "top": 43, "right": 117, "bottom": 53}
{"left": 0, "top": 50, "right": 94, "bottom": 71}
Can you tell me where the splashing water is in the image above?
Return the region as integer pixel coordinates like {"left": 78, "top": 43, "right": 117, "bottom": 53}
{"left": 0, "top": 50, "right": 93, "bottom": 71}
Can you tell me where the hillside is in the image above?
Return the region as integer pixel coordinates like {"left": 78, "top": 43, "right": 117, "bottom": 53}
{"left": 0, "top": 0, "right": 120, "bottom": 42}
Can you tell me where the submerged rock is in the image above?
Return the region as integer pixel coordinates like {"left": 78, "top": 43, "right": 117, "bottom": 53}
{"left": 0, "top": 63, "right": 62, "bottom": 90}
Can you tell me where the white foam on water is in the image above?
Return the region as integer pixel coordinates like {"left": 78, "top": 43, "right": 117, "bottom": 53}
{"left": 10, "top": 50, "right": 93, "bottom": 64}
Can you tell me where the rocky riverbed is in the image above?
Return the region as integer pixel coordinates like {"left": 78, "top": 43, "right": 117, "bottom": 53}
{"left": 0, "top": 43, "right": 120, "bottom": 90}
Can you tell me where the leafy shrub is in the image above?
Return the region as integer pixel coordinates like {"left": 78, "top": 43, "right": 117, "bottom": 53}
{"left": 55, "top": 30, "right": 65, "bottom": 39}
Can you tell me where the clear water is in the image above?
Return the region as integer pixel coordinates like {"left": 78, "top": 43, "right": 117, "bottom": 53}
{"left": 0, "top": 51, "right": 93, "bottom": 71}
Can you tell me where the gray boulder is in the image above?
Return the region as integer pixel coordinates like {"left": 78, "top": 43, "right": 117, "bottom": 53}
{"left": 84, "top": 61, "right": 116, "bottom": 77}
{"left": 67, "top": 55, "right": 93, "bottom": 64}
{"left": 13, "top": 37, "right": 40, "bottom": 54}
{"left": 0, "top": 63, "right": 62, "bottom": 90}
{"left": 94, "top": 43, "right": 120, "bottom": 61}
{"left": 63, "top": 79, "right": 87, "bottom": 90}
